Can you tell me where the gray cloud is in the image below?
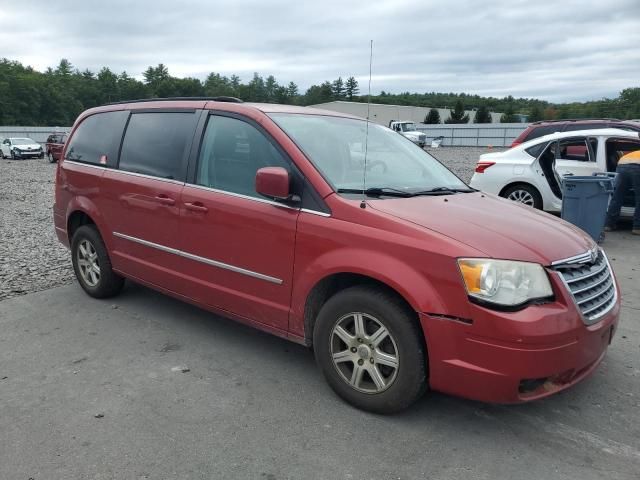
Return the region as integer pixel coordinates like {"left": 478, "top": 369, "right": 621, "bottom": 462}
{"left": 1, "top": 0, "right": 639, "bottom": 101}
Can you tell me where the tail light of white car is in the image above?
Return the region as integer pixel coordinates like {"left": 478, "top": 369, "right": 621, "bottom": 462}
{"left": 475, "top": 161, "right": 495, "bottom": 173}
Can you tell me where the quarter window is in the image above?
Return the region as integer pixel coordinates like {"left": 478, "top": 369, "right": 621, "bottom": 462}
{"left": 119, "top": 112, "right": 198, "bottom": 180}
{"left": 196, "top": 115, "right": 289, "bottom": 197}
{"left": 65, "top": 111, "right": 128, "bottom": 166}
{"left": 525, "top": 141, "right": 547, "bottom": 158}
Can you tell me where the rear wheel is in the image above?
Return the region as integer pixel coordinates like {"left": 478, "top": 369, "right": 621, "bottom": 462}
{"left": 47, "top": 151, "right": 56, "bottom": 163}
{"left": 502, "top": 184, "right": 543, "bottom": 209}
{"left": 71, "top": 225, "right": 124, "bottom": 298}
{"left": 313, "top": 286, "right": 427, "bottom": 414}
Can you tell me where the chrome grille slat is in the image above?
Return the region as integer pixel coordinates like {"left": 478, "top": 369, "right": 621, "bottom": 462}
{"left": 572, "top": 270, "right": 609, "bottom": 294}
{"left": 552, "top": 249, "right": 616, "bottom": 325}
{"left": 576, "top": 277, "right": 614, "bottom": 305}
{"left": 564, "top": 262, "right": 608, "bottom": 284}
{"left": 581, "top": 288, "right": 615, "bottom": 315}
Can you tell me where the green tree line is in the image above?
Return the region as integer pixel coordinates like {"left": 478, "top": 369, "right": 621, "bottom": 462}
{"left": 0, "top": 58, "right": 638, "bottom": 126}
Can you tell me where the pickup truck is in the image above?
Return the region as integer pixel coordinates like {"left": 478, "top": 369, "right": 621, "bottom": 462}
{"left": 388, "top": 121, "right": 427, "bottom": 147}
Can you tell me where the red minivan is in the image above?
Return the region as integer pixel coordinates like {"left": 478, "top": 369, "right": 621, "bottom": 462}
{"left": 54, "top": 98, "right": 620, "bottom": 413}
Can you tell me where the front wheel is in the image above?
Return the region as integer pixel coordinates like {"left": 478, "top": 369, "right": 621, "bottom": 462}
{"left": 313, "top": 286, "right": 427, "bottom": 414}
{"left": 71, "top": 225, "right": 124, "bottom": 298}
{"left": 48, "top": 151, "right": 56, "bottom": 163}
{"left": 501, "top": 184, "right": 543, "bottom": 209}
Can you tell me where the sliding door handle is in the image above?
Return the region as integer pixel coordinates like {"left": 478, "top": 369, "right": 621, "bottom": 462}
{"left": 184, "top": 202, "right": 208, "bottom": 213}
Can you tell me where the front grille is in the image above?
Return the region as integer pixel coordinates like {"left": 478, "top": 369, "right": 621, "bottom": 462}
{"left": 552, "top": 249, "right": 616, "bottom": 324}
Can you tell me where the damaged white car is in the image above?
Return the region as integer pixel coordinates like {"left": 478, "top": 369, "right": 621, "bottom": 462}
{"left": 470, "top": 128, "right": 640, "bottom": 216}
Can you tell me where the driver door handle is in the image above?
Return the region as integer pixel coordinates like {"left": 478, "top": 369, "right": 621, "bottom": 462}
{"left": 154, "top": 194, "right": 176, "bottom": 206}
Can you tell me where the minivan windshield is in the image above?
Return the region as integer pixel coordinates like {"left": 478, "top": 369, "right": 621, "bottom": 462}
{"left": 270, "top": 114, "right": 468, "bottom": 195}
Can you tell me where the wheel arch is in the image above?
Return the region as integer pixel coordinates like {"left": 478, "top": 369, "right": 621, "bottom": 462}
{"left": 498, "top": 181, "right": 541, "bottom": 198}
{"left": 302, "top": 272, "right": 425, "bottom": 349}
{"left": 65, "top": 197, "right": 110, "bottom": 247}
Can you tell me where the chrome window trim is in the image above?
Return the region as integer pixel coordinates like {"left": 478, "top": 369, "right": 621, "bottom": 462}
{"left": 64, "top": 161, "right": 331, "bottom": 216}
{"left": 63, "top": 160, "right": 107, "bottom": 171}
{"left": 186, "top": 183, "right": 296, "bottom": 210}
{"left": 64, "top": 160, "right": 185, "bottom": 185}
{"left": 112, "top": 231, "right": 283, "bottom": 285}
{"left": 301, "top": 208, "right": 331, "bottom": 217}
{"left": 111, "top": 169, "right": 185, "bottom": 185}
{"left": 186, "top": 183, "right": 331, "bottom": 217}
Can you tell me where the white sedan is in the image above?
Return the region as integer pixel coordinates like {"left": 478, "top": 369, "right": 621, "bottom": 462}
{"left": 0, "top": 137, "right": 44, "bottom": 159}
{"left": 470, "top": 128, "right": 640, "bottom": 215}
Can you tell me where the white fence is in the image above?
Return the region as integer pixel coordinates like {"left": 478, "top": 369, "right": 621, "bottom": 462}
{"left": 0, "top": 126, "right": 70, "bottom": 146}
{"left": 416, "top": 123, "right": 528, "bottom": 147}
{"left": 1, "top": 123, "right": 529, "bottom": 149}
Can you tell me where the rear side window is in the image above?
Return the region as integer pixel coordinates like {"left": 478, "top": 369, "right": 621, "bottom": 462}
{"left": 119, "top": 112, "right": 198, "bottom": 180}
{"left": 65, "top": 111, "right": 128, "bottom": 166}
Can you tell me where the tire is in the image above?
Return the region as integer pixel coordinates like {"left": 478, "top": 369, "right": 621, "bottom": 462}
{"left": 501, "top": 184, "right": 543, "bottom": 209}
{"left": 47, "top": 151, "right": 56, "bottom": 163}
{"left": 313, "top": 285, "right": 427, "bottom": 414}
{"left": 71, "top": 225, "right": 124, "bottom": 298}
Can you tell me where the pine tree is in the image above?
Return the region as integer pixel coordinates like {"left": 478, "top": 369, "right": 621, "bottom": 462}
{"left": 424, "top": 108, "right": 441, "bottom": 124}
{"left": 331, "top": 77, "right": 345, "bottom": 100}
{"left": 345, "top": 76, "right": 359, "bottom": 100}
{"left": 265, "top": 75, "right": 278, "bottom": 103}
{"left": 445, "top": 100, "right": 469, "bottom": 123}
{"left": 473, "top": 105, "right": 492, "bottom": 123}
{"left": 287, "top": 82, "right": 298, "bottom": 98}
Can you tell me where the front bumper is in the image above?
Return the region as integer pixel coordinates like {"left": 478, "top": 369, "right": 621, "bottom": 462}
{"left": 420, "top": 282, "right": 620, "bottom": 403}
{"left": 13, "top": 149, "right": 43, "bottom": 158}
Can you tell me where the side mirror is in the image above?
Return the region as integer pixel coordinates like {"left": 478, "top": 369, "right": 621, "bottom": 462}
{"left": 256, "top": 167, "right": 292, "bottom": 201}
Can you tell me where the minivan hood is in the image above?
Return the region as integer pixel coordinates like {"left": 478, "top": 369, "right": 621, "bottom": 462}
{"left": 369, "top": 192, "right": 594, "bottom": 265}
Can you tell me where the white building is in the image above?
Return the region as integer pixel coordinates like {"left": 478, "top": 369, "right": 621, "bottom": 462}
{"left": 309, "top": 101, "right": 503, "bottom": 126}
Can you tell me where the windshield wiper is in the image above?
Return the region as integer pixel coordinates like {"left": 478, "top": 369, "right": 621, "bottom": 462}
{"left": 412, "top": 187, "right": 477, "bottom": 195}
{"left": 336, "top": 187, "right": 415, "bottom": 198}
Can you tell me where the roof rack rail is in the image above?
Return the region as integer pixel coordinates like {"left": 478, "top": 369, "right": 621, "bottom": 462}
{"left": 106, "top": 96, "right": 243, "bottom": 106}
{"left": 531, "top": 117, "right": 620, "bottom": 124}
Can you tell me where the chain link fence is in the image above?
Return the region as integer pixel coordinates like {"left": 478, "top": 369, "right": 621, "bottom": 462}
{"left": 415, "top": 123, "right": 528, "bottom": 147}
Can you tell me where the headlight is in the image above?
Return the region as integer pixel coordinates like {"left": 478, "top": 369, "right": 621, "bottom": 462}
{"left": 458, "top": 258, "right": 553, "bottom": 307}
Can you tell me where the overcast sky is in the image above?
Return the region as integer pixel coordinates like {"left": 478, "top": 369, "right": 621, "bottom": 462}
{"left": 1, "top": 0, "right": 639, "bottom": 102}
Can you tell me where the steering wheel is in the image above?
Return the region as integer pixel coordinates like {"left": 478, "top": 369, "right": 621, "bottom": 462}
{"left": 366, "top": 160, "right": 387, "bottom": 174}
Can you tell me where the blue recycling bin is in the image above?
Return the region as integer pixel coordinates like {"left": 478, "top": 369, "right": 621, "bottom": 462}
{"left": 561, "top": 173, "right": 615, "bottom": 242}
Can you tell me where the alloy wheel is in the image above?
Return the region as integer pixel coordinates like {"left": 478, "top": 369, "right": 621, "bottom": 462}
{"left": 507, "top": 189, "right": 535, "bottom": 206}
{"left": 330, "top": 312, "right": 399, "bottom": 394}
{"left": 77, "top": 239, "right": 101, "bottom": 287}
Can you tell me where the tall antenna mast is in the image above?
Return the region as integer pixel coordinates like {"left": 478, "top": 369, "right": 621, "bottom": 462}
{"left": 360, "top": 40, "right": 373, "bottom": 209}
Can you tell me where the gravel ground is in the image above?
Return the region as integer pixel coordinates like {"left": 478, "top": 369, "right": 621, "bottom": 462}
{"left": 426, "top": 145, "right": 505, "bottom": 182}
{"left": 0, "top": 158, "right": 74, "bottom": 300}
{"left": 0, "top": 147, "right": 500, "bottom": 301}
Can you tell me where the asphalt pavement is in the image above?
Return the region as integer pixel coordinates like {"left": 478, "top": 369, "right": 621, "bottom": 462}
{"left": 1, "top": 231, "right": 639, "bottom": 480}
